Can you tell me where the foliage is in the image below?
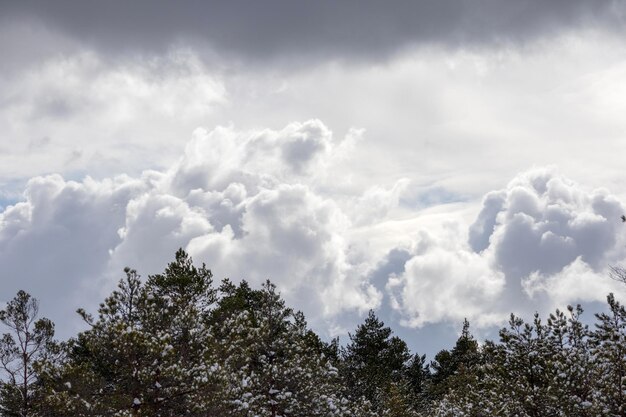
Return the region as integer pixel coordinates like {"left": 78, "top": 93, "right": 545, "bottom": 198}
{"left": 0, "top": 291, "right": 55, "bottom": 417}
{"left": 341, "top": 310, "right": 419, "bottom": 415}
{"left": 5, "top": 250, "right": 626, "bottom": 417}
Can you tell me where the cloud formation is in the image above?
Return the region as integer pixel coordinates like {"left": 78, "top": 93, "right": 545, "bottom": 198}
{"left": 2, "top": 1, "right": 626, "bottom": 359}
{"left": 0, "top": 121, "right": 378, "bottom": 338}
{"left": 388, "top": 168, "right": 626, "bottom": 328}
{"left": 2, "top": 1, "right": 625, "bottom": 62}
{"left": 0, "top": 51, "right": 225, "bottom": 181}
{"left": 2, "top": 114, "right": 625, "bottom": 343}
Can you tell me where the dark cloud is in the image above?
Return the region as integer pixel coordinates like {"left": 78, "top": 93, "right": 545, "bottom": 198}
{"left": 468, "top": 191, "right": 506, "bottom": 253}
{"left": 2, "top": 0, "right": 623, "bottom": 62}
{"left": 368, "top": 248, "right": 412, "bottom": 291}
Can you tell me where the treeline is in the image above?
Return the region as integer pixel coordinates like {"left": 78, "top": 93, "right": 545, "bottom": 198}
{"left": 1, "top": 250, "right": 626, "bottom": 416}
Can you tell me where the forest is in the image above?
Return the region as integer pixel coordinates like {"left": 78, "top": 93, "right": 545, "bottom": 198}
{"left": 1, "top": 249, "right": 626, "bottom": 417}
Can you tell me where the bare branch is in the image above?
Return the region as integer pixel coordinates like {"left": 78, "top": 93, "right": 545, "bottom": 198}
{"left": 609, "top": 265, "right": 626, "bottom": 286}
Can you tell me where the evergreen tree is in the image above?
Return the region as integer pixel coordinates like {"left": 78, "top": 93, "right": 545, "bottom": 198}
{"left": 341, "top": 311, "right": 413, "bottom": 414}
{"left": 405, "top": 352, "right": 430, "bottom": 411}
{"left": 427, "top": 319, "right": 481, "bottom": 403}
{"left": 214, "top": 280, "right": 368, "bottom": 417}
{"left": 435, "top": 307, "right": 596, "bottom": 417}
{"left": 41, "top": 251, "right": 223, "bottom": 416}
{"left": 0, "top": 291, "right": 55, "bottom": 417}
{"left": 590, "top": 293, "right": 626, "bottom": 417}
{"left": 544, "top": 306, "right": 594, "bottom": 416}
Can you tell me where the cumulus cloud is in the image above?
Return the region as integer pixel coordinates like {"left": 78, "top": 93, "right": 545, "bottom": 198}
{"left": 0, "top": 173, "right": 153, "bottom": 334}
{"left": 168, "top": 119, "right": 338, "bottom": 194}
{"left": 387, "top": 229, "right": 505, "bottom": 328}
{"left": 0, "top": 120, "right": 379, "bottom": 339}
{"left": 1, "top": 114, "right": 625, "bottom": 342}
{"left": 477, "top": 169, "right": 626, "bottom": 278}
{"left": 387, "top": 168, "right": 626, "bottom": 328}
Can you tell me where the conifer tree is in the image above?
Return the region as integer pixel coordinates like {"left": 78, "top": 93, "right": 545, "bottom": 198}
{"left": 590, "top": 293, "right": 626, "bottom": 417}
{"left": 0, "top": 291, "right": 55, "bottom": 417}
{"left": 435, "top": 307, "right": 596, "bottom": 417}
{"left": 427, "top": 319, "right": 481, "bottom": 404}
{"left": 405, "top": 353, "right": 430, "bottom": 411}
{"left": 41, "top": 251, "right": 223, "bottom": 416}
{"left": 214, "top": 280, "right": 368, "bottom": 417}
{"left": 341, "top": 311, "right": 413, "bottom": 414}
{"left": 544, "top": 306, "right": 594, "bottom": 416}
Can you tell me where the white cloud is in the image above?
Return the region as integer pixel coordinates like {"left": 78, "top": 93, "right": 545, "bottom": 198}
{"left": 387, "top": 229, "right": 505, "bottom": 328}
{"left": 1, "top": 115, "right": 625, "bottom": 342}
{"left": 388, "top": 168, "right": 626, "bottom": 329}
{"left": 0, "top": 121, "right": 380, "bottom": 338}
{"left": 166, "top": 119, "right": 342, "bottom": 195}
{"left": 0, "top": 50, "right": 226, "bottom": 179}
{"left": 0, "top": 173, "right": 152, "bottom": 334}
{"left": 481, "top": 168, "right": 626, "bottom": 279}
{"left": 521, "top": 257, "right": 624, "bottom": 306}
{"left": 3, "top": 28, "right": 626, "bottom": 346}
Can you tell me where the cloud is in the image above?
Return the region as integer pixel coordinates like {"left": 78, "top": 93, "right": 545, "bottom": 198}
{"left": 1, "top": 115, "right": 625, "bottom": 343}
{"left": 2, "top": 1, "right": 624, "bottom": 63}
{"left": 0, "top": 50, "right": 226, "bottom": 180}
{"left": 478, "top": 168, "right": 625, "bottom": 278}
{"left": 0, "top": 173, "right": 153, "bottom": 334}
{"left": 387, "top": 168, "right": 626, "bottom": 328}
{"left": 350, "top": 179, "right": 412, "bottom": 226}
{"left": 167, "top": 119, "right": 337, "bottom": 194}
{"left": 4, "top": 30, "right": 626, "bottom": 206}
{"left": 387, "top": 229, "right": 505, "bottom": 328}
{"left": 0, "top": 121, "right": 379, "bottom": 339}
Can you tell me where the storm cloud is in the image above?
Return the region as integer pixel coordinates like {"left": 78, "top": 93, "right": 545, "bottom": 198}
{"left": 2, "top": 1, "right": 624, "bottom": 62}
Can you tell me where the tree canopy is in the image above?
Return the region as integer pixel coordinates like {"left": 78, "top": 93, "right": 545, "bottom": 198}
{"left": 2, "top": 249, "right": 626, "bottom": 417}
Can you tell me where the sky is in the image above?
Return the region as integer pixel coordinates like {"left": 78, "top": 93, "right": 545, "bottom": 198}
{"left": 2, "top": 0, "right": 626, "bottom": 357}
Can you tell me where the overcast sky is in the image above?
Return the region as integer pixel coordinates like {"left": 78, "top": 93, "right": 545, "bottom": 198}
{"left": 2, "top": 0, "right": 626, "bottom": 357}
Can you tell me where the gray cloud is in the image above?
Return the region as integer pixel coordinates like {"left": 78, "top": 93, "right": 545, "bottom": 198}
{"left": 2, "top": 1, "right": 624, "bottom": 62}
{"left": 475, "top": 169, "right": 625, "bottom": 279}
{"left": 0, "top": 174, "right": 152, "bottom": 336}
{"left": 386, "top": 168, "right": 626, "bottom": 329}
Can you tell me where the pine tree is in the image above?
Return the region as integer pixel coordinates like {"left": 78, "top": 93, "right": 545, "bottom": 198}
{"left": 590, "top": 293, "right": 626, "bottom": 417}
{"left": 40, "top": 251, "right": 223, "bottom": 416}
{"left": 214, "top": 280, "right": 368, "bottom": 417}
{"left": 435, "top": 307, "right": 596, "bottom": 417}
{"left": 405, "top": 352, "right": 429, "bottom": 410}
{"left": 0, "top": 291, "right": 55, "bottom": 417}
{"left": 427, "top": 319, "right": 481, "bottom": 405}
{"left": 142, "top": 249, "right": 221, "bottom": 415}
{"left": 543, "top": 306, "right": 594, "bottom": 416}
{"left": 381, "top": 381, "right": 420, "bottom": 417}
{"left": 341, "top": 311, "right": 413, "bottom": 414}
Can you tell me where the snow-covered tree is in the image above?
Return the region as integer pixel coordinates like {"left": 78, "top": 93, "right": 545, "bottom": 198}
{"left": 214, "top": 280, "right": 371, "bottom": 417}
{"left": 544, "top": 306, "right": 594, "bottom": 416}
{"left": 41, "top": 250, "right": 223, "bottom": 416}
{"left": 426, "top": 319, "right": 480, "bottom": 405}
{"left": 590, "top": 294, "right": 626, "bottom": 417}
{"left": 435, "top": 307, "right": 596, "bottom": 417}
